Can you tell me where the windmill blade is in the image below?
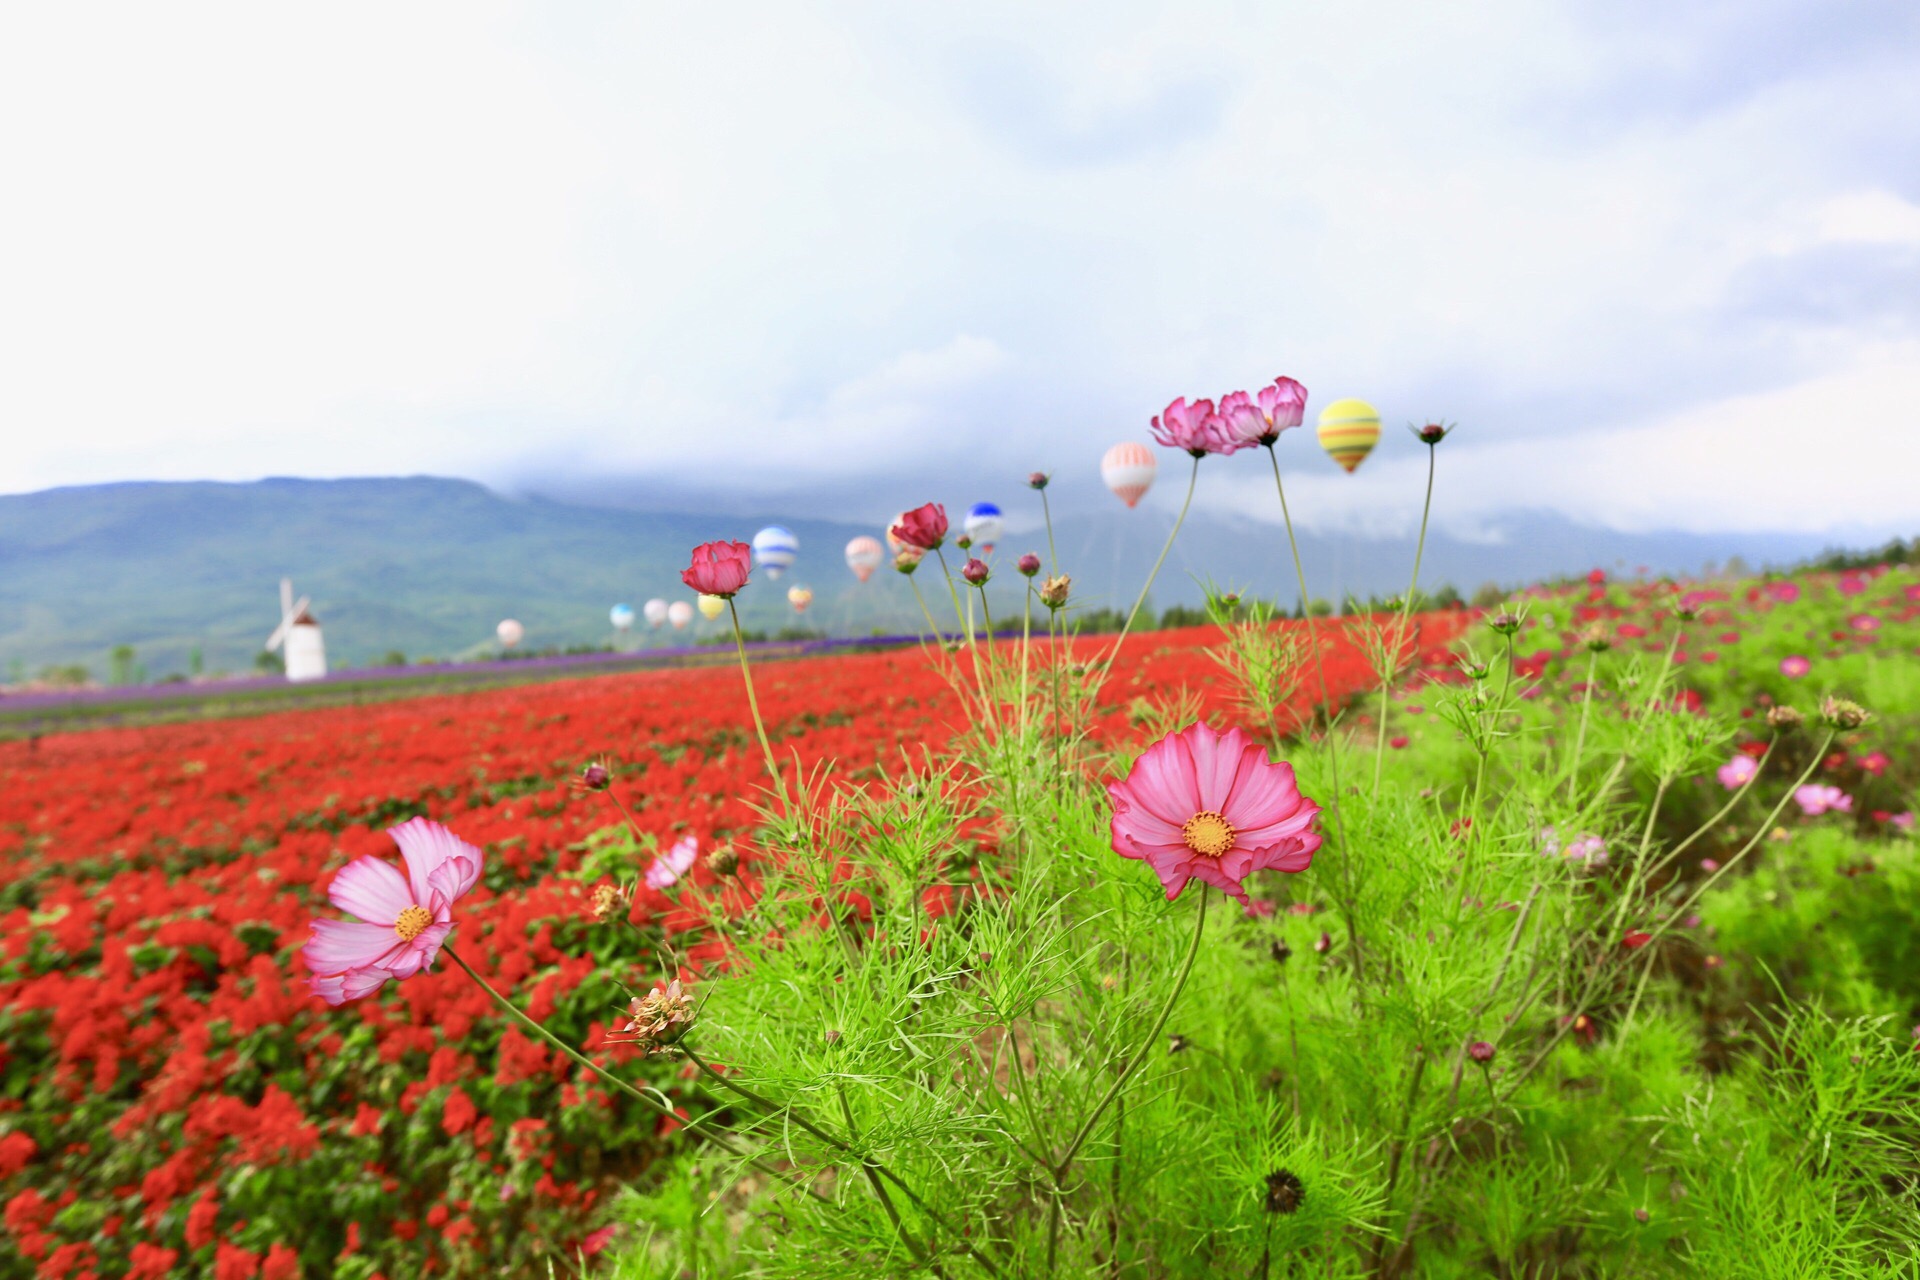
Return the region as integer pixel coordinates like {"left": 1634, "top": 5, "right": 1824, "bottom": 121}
{"left": 280, "top": 578, "right": 294, "bottom": 618}
{"left": 266, "top": 596, "right": 310, "bottom": 650}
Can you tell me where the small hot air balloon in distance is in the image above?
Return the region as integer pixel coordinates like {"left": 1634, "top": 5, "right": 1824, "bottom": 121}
{"left": 1317, "top": 398, "right": 1381, "bottom": 474}
{"left": 697, "top": 593, "right": 727, "bottom": 621}
{"left": 610, "top": 603, "right": 635, "bottom": 632}
{"left": 667, "top": 601, "right": 694, "bottom": 629}
{"left": 1101, "top": 442, "right": 1157, "bottom": 508}
{"left": 497, "top": 619, "right": 525, "bottom": 649}
{"left": 845, "top": 535, "right": 884, "bottom": 583}
{"left": 788, "top": 585, "right": 813, "bottom": 614}
{"left": 884, "top": 511, "right": 913, "bottom": 555}
{"left": 643, "top": 598, "right": 669, "bottom": 629}
{"left": 752, "top": 526, "right": 799, "bottom": 579}
{"left": 963, "top": 502, "right": 1005, "bottom": 553}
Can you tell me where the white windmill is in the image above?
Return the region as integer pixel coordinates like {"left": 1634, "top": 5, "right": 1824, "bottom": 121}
{"left": 266, "top": 577, "right": 327, "bottom": 682}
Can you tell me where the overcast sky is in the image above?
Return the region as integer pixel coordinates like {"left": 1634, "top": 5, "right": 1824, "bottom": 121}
{"left": 2, "top": 1, "right": 1917, "bottom": 541}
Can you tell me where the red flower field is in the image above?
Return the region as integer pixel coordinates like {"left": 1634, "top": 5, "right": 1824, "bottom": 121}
{"left": 0, "top": 620, "right": 1463, "bottom": 1276}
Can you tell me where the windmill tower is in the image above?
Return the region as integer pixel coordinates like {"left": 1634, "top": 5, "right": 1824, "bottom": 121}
{"left": 266, "top": 578, "right": 327, "bottom": 682}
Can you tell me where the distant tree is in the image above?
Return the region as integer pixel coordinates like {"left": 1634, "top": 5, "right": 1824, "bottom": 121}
{"left": 109, "top": 644, "right": 136, "bottom": 686}
{"left": 188, "top": 646, "right": 204, "bottom": 677}
{"left": 1159, "top": 603, "right": 1210, "bottom": 629}
{"left": 1471, "top": 582, "right": 1507, "bottom": 609}
{"left": 255, "top": 650, "right": 284, "bottom": 675}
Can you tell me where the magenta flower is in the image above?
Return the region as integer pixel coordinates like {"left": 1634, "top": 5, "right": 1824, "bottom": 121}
{"left": 1793, "top": 784, "right": 1852, "bottom": 816}
{"left": 1849, "top": 613, "right": 1881, "bottom": 633}
{"left": 1150, "top": 397, "right": 1244, "bottom": 457}
{"left": 891, "top": 503, "right": 949, "bottom": 551}
{"left": 1258, "top": 377, "right": 1309, "bottom": 435}
{"left": 681, "top": 540, "right": 752, "bottom": 598}
{"left": 645, "top": 835, "right": 700, "bottom": 891}
{"left": 1716, "top": 755, "right": 1758, "bottom": 790}
{"left": 1106, "top": 722, "right": 1321, "bottom": 904}
{"left": 1767, "top": 581, "right": 1801, "bottom": 603}
{"left": 1218, "top": 391, "right": 1268, "bottom": 449}
{"left": 302, "top": 818, "right": 484, "bottom": 1006}
{"left": 962, "top": 557, "right": 990, "bottom": 586}
{"left": 1780, "top": 655, "right": 1811, "bottom": 678}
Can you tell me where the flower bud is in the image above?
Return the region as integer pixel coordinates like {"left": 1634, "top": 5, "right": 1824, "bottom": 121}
{"left": 1263, "top": 1169, "right": 1305, "bottom": 1215}
{"left": 955, "top": 534, "right": 973, "bottom": 552}
{"left": 1411, "top": 421, "right": 1452, "bottom": 445}
{"left": 1039, "top": 575, "right": 1071, "bottom": 610}
{"left": 1016, "top": 553, "right": 1042, "bottom": 578}
{"left": 962, "top": 558, "right": 990, "bottom": 587}
{"left": 1488, "top": 611, "right": 1521, "bottom": 636}
{"left": 1580, "top": 624, "right": 1612, "bottom": 653}
{"left": 705, "top": 847, "right": 739, "bottom": 878}
{"left": 893, "top": 549, "right": 924, "bottom": 575}
{"left": 1467, "top": 1040, "right": 1495, "bottom": 1064}
{"left": 579, "top": 762, "right": 612, "bottom": 792}
{"left": 1313, "top": 931, "right": 1332, "bottom": 954}
{"left": 1820, "top": 696, "right": 1870, "bottom": 730}
{"left": 1766, "top": 705, "right": 1803, "bottom": 731}
{"left": 1028, "top": 471, "right": 1050, "bottom": 490}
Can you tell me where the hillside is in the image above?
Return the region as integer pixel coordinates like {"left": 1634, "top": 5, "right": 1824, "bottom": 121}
{"left": 0, "top": 476, "right": 1842, "bottom": 681}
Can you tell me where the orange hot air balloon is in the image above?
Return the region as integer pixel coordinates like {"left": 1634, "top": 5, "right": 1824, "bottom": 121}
{"left": 1101, "top": 442, "right": 1157, "bottom": 508}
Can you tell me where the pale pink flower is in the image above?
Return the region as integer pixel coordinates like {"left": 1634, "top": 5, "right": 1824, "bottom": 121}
{"left": 302, "top": 818, "right": 484, "bottom": 1005}
{"left": 1106, "top": 722, "right": 1320, "bottom": 904}
{"left": 1793, "top": 784, "right": 1852, "bottom": 816}
{"left": 681, "top": 540, "right": 752, "bottom": 598}
{"left": 645, "top": 835, "right": 700, "bottom": 891}
{"left": 1780, "top": 655, "right": 1811, "bottom": 678}
{"left": 1150, "top": 397, "right": 1244, "bottom": 457}
{"left": 1716, "top": 755, "right": 1758, "bottom": 790}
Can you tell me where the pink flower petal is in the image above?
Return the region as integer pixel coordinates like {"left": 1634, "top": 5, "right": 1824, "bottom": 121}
{"left": 327, "top": 855, "right": 414, "bottom": 925}
{"left": 304, "top": 918, "right": 408, "bottom": 971}
{"left": 392, "top": 817, "right": 482, "bottom": 907}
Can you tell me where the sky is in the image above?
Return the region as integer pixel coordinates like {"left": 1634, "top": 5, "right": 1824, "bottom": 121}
{"left": 2, "top": 1, "right": 1917, "bottom": 543}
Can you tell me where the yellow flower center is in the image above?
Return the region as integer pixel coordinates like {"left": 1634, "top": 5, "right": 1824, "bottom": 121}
{"left": 1181, "top": 810, "right": 1236, "bottom": 858}
{"left": 394, "top": 905, "right": 433, "bottom": 942}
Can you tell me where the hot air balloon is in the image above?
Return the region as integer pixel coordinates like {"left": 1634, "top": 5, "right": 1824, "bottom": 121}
{"left": 643, "top": 598, "right": 669, "bottom": 628}
{"left": 497, "top": 619, "right": 524, "bottom": 649}
{"left": 787, "top": 585, "right": 814, "bottom": 613}
{"left": 1101, "top": 442, "right": 1157, "bottom": 508}
{"left": 845, "top": 535, "right": 885, "bottom": 583}
{"left": 752, "top": 526, "right": 799, "bottom": 579}
{"left": 697, "top": 594, "right": 727, "bottom": 621}
{"left": 610, "top": 603, "right": 635, "bottom": 632}
{"left": 884, "top": 512, "right": 913, "bottom": 555}
{"left": 667, "top": 601, "right": 694, "bottom": 629}
{"left": 963, "top": 502, "right": 1005, "bottom": 553}
{"left": 1317, "top": 398, "right": 1381, "bottom": 474}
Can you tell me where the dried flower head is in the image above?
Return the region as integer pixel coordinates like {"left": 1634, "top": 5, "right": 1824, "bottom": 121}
{"left": 1039, "top": 574, "right": 1072, "bottom": 610}
{"left": 1580, "top": 624, "right": 1612, "bottom": 653}
{"left": 588, "top": 883, "right": 627, "bottom": 923}
{"left": 1766, "top": 705, "right": 1803, "bottom": 731}
{"left": 705, "top": 846, "right": 740, "bottom": 878}
{"left": 616, "top": 980, "right": 695, "bottom": 1053}
{"left": 1263, "top": 1168, "right": 1306, "bottom": 1215}
{"left": 1821, "top": 696, "right": 1870, "bottom": 730}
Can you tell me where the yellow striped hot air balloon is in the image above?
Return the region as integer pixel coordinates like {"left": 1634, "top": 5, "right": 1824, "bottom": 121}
{"left": 1316, "top": 398, "right": 1381, "bottom": 474}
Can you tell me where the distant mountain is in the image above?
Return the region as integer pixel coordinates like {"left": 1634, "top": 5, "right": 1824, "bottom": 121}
{"left": 0, "top": 476, "right": 1845, "bottom": 681}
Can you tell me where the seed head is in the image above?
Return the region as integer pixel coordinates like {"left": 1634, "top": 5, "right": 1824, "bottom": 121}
{"left": 616, "top": 980, "right": 695, "bottom": 1054}
{"left": 1766, "top": 705, "right": 1803, "bottom": 731}
{"left": 1039, "top": 574, "right": 1072, "bottom": 610}
{"left": 1263, "top": 1168, "right": 1306, "bottom": 1215}
{"left": 1821, "top": 697, "right": 1870, "bottom": 730}
{"left": 588, "top": 883, "right": 627, "bottom": 923}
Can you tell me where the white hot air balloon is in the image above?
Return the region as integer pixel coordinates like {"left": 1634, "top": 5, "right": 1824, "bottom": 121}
{"left": 1101, "top": 442, "right": 1157, "bottom": 508}
{"left": 697, "top": 594, "right": 727, "bottom": 621}
{"left": 610, "top": 603, "right": 635, "bottom": 632}
{"left": 752, "top": 526, "right": 799, "bottom": 579}
{"left": 963, "top": 502, "right": 1005, "bottom": 554}
{"left": 643, "top": 598, "right": 669, "bottom": 629}
{"left": 497, "top": 618, "right": 525, "bottom": 649}
{"left": 845, "top": 536, "right": 885, "bottom": 583}
{"left": 667, "top": 601, "right": 694, "bottom": 629}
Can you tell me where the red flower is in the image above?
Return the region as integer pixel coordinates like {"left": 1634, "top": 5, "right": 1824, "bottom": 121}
{"left": 890, "top": 503, "right": 949, "bottom": 551}
{"left": 680, "top": 540, "right": 752, "bottom": 598}
{"left": 1622, "top": 930, "right": 1653, "bottom": 949}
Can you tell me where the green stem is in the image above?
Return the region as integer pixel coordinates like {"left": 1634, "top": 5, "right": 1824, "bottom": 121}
{"left": 1054, "top": 889, "right": 1209, "bottom": 1177}
{"left": 1565, "top": 648, "right": 1600, "bottom": 798}
{"left": 835, "top": 1083, "right": 930, "bottom": 1268}
{"left": 727, "top": 598, "right": 785, "bottom": 803}
{"left": 1100, "top": 454, "right": 1200, "bottom": 670}
{"left": 442, "top": 945, "right": 827, "bottom": 1203}
{"left": 1040, "top": 488, "right": 1059, "bottom": 575}
{"left": 1371, "top": 444, "right": 1437, "bottom": 793}
{"left": 908, "top": 573, "right": 945, "bottom": 644}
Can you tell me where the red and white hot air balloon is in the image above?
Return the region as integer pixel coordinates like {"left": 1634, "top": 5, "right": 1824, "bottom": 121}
{"left": 1101, "top": 442, "right": 1157, "bottom": 508}
{"left": 845, "top": 536, "right": 885, "bottom": 583}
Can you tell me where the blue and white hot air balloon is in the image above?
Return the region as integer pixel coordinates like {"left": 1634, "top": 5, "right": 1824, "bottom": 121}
{"left": 610, "top": 603, "right": 635, "bottom": 632}
{"left": 963, "top": 502, "right": 1005, "bottom": 554}
{"left": 752, "top": 526, "right": 799, "bottom": 579}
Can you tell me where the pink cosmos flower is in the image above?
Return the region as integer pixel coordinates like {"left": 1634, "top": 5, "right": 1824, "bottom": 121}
{"left": 1767, "top": 581, "right": 1800, "bottom": 603}
{"left": 1860, "top": 751, "right": 1890, "bottom": 776}
{"left": 1716, "top": 755, "right": 1758, "bottom": 790}
{"left": 302, "top": 818, "right": 484, "bottom": 1006}
{"left": 1793, "top": 784, "right": 1852, "bottom": 816}
{"left": 1780, "top": 655, "right": 1811, "bottom": 678}
{"left": 681, "top": 540, "right": 752, "bottom": 598}
{"left": 1106, "top": 722, "right": 1321, "bottom": 904}
{"left": 1217, "top": 391, "right": 1267, "bottom": 448}
{"left": 1891, "top": 811, "right": 1915, "bottom": 832}
{"left": 891, "top": 503, "right": 948, "bottom": 551}
{"left": 1150, "top": 397, "right": 1244, "bottom": 457}
{"left": 1849, "top": 613, "right": 1881, "bottom": 633}
{"left": 645, "top": 835, "right": 700, "bottom": 891}
{"left": 1258, "top": 376, "right": 1308, "bottom": 432}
